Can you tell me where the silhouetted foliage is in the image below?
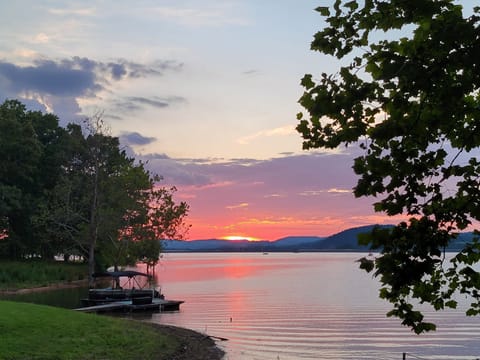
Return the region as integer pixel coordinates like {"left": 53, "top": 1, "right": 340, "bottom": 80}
{"left": 0, "top": 100, "right": 189, "bottom": 285}
{"left": 298, "top": 1, "right": 480, "bottom": 333}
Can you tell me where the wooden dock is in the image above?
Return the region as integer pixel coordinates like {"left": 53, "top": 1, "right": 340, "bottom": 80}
{"left": 74, "top": 298, "right": 184, "bottom": 313}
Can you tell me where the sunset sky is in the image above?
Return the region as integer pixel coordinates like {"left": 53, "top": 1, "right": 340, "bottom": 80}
{"left": 0, "top": 0, "right": 429, "bottom": 240}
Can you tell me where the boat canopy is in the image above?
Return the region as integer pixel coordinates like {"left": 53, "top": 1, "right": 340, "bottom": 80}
{"left": 92, "top": 270, "right": 151, "bottom": 279}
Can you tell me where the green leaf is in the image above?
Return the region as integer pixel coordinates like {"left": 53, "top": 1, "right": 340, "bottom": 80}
{"left": 300, "top": 74, "right": 315, "bottom": 90}
{"left": 298, "top": 0, "right": 480, "bottom": 334}
{"left": 344, "top": 1, "right": 358, "bottom": 11}
{"left": 357, "top": 257, "right": 375, "bottom": 273}
{"left": 314, "top": 6, "right": 330, "bottom": 16}
{"left": 466, "top": 309, "right": 479, "bottom": 316}
{"left": 445, "top": 300, "right": 457, "bottom": 309}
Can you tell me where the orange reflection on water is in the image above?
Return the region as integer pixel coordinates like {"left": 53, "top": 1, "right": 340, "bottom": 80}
{"left": 150, "top": 253, "right": 298, "bottom": 284}
{"left": 220, "top": 257, "right": 258, "bottom": 279}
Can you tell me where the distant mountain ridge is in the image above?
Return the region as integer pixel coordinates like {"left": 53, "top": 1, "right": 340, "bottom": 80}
{"left": 161, "top": 225, "right": 477, "bottom": 253}
{"left": 161, "top": 236, "right": 325, "bottom": 253}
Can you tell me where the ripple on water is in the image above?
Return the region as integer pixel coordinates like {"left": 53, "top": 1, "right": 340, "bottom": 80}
{"left": 149, "top": 253, "right": 480, "bottom": 360}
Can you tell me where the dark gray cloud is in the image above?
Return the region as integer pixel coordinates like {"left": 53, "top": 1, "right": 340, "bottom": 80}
{"left": 108, "top": 62, "right": 127, "bottom": 80}
{"left": 112, "top": 95, "right": 187, "bottom": 115}
{"left": 127, "top": 97, "right": 169, "bottom": 108}
{"left": 0, "top": 59, "right": 99, "bottom": 97}
{"left": 0, "top": 56, "right": 184, "bottom": 124}
{"left": 0, "top": 57, "right": 183, "bottom": 97}
{"left": 134, "top": 150, "right": 359, "bottom": 194}
{"left": 143, "top": 153, "right": 171, "bottom": 160}
{"left": 120, "top": 131, "right": 157, "bottom": 146}
{"left": 138, "top": 152, "right": 212, "bottom": 186}
{"left": 125, "top": 59, "right": 184, "bottom": 78}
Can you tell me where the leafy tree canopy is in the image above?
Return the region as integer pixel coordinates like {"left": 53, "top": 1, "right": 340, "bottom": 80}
{"left": 0, "top": 100, "right": 189, "bottom": 285}
{"left": 297, "top": 1, "right": 480, "bottom": 333}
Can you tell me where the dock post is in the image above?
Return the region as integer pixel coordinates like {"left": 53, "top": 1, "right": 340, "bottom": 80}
{"left": 402, "top": 353, "right": 406, "bottom": 360}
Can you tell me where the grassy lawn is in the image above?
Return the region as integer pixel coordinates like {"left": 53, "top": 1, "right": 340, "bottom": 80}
{"left": 0, "top": 301, "right": 179, "bottom": 359}
{"left": 0, "top": 261, "right": 87, "bottom": 290}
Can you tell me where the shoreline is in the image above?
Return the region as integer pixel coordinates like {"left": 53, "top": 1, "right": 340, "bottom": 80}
{"left": 0, "top": 279, "right": 89, "bottom": 294}
{"left": 150, "top": 323, "right": 225, "bottom": 360}
{"left": 0, "top": 282, "right": 226, "bottom": 359}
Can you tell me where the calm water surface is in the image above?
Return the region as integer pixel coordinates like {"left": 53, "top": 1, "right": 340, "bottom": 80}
{"left": 3, "top": 252, "right": 479, "bottom": 359}
{"left": 144, "top": 252, "right": 480, "bottom": 360}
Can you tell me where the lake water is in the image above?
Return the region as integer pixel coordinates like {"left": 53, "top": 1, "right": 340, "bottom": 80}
{"left": 144, "top": 252, "right": 480, "bottom": 360}
{"left": 3, "top": 252, "right": 480, "bottom": 359}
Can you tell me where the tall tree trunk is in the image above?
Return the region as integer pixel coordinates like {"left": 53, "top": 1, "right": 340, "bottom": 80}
{"left": 88, "top": 162, "right": 99, "bottom": 288}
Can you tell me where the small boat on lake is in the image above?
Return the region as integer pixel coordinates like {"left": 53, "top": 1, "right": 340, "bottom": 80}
{"left": 78, "top": 270, "right": 183, "bottom": 313}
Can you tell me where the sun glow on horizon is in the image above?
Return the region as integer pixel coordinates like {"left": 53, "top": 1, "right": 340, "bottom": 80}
{"left": 221, "top": 235, "right": 261, "bottom": 241}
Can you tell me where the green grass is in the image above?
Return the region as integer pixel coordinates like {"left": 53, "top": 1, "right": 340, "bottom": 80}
{"left": 0, "top": 301, "right": 179, "bottom": 359}
{"left": 0, "top": 261, "right": 87, "bottom": 290}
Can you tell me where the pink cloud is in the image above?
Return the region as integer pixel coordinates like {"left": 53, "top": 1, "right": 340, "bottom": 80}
{"left": 139, "top": 149, "right": 394, "bottom": 240}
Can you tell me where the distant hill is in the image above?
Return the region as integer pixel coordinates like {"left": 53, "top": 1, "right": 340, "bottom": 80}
{"left": 161, "top": 236, "right": 323, "bottom": 252}
{"left": 448, "top": 232, "right": 477, "bottom": 250}
{"left": 161, "top": 227, "right": 363, "bottom": 252}
{"left": 160, "top": 225, "right": 478, "bottom": 253}
{"left": 161, "top": 239, "right": 269, "bottom": 252}
{"left": 269, "top": 236, "right": 325, "bottom": 250}
{"left": 302, "top": 224, "right": 393, "bottom": 251}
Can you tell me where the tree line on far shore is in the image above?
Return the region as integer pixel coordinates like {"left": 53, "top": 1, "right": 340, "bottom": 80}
{"left": 0, "top": 99, "right": 189, "bottom": 285}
